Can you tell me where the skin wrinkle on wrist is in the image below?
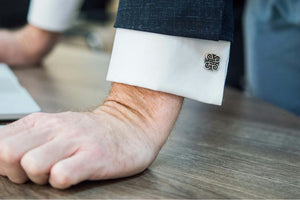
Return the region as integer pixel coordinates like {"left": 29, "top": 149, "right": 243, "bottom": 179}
{"left": 95, "top": 83, "right": 184, "bottom": 147}
{"left": 100, "top": 100, "right": 149, "bottom": 132}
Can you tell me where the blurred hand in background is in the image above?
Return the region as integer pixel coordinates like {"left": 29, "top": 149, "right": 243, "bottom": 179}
{"left": 0, "top": 25, "right": 59, "bottom": 66}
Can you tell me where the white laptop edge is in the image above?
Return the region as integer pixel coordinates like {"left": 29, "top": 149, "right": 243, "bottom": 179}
{"left": 0, "top": 63, "right": 41, "bottom": 121}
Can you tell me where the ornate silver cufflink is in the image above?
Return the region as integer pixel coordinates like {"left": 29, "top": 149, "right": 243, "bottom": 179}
{"left": 204, "top": 53, "right": 220, "bottom": 71}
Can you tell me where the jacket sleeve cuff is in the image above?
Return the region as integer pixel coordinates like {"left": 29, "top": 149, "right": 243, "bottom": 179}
{"left": 27, "top": 0, "right": 83, "bottom": 32}
{"left": 107, "top": 28, "right": 231, "bottom": 105}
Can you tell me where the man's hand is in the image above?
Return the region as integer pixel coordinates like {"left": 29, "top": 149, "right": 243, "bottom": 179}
{"left": 0, "top": 83, "right": 183, "bottom": 189}
{"left": 0, "top": 25, "right": 59, "bottom": 66}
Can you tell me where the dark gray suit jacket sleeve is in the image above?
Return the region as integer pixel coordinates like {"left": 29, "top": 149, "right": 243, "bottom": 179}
{"left": 114, "top": 0, "right": 233, "bottom": 42}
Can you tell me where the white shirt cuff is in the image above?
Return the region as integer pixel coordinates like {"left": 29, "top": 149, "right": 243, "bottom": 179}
{"left": 27, "top": 0, "right": 83, "bottom": 32}
{"left": 107, "top": 28, "right": 231, "bottom": 105}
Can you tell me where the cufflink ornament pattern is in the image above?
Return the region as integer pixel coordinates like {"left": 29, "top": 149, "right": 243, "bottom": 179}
{"left": 205, "top": 53, "right": 220, "bottom": 71}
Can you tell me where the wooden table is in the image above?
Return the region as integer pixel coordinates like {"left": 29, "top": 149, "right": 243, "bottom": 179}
{"left": 1, "top": 44, "right": 299, "bottom": 199}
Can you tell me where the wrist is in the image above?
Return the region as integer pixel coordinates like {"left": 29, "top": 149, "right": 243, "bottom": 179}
{"left": 94, "top": 83, "right": 184, "bottom": 149}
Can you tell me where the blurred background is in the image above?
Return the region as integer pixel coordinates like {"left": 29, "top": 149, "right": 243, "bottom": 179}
{"left": 2, "top": 0, "right": 299, "bottom": 115}
{"left": 0, "top": 0, "right": 246, "bottom": 91}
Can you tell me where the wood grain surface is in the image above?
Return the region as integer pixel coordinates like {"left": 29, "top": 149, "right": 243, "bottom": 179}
{"left": 0, "top": 44, "right": 299, "bottom": 199}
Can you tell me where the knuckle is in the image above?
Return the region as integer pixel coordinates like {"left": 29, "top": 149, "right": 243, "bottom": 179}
{"left": 49, "top": 117, "right": 63, "bottom": 125}
{"left": 21, "top": 154, "right": 45, "bottom": 176}
{"left": 50, "top": 164, "right": 72, "bottom": 189}
{"left": 22, "top": 112, "right": 43, "bottom": 128}
{"left": 0, "top": 143, "right": 20, "bottom": 164}
{"left": 25, "top": 113, "right": 40, "bottom": 122}
{"left": 29, "top": 112, "right": 43, "bottom": 119}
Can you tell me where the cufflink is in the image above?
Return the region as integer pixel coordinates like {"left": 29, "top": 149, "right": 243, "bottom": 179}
{"left": 204, "top": 53, "right": 220, "bottom": 71}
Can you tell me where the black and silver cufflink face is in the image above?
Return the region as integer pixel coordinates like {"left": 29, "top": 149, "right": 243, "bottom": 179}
{"left": 204, "top": 54, "right": 220, "bottom": 71}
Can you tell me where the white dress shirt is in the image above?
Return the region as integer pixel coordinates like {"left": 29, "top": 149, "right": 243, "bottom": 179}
{"left": 27, "top": 0, "right": 231, "bottom": 105}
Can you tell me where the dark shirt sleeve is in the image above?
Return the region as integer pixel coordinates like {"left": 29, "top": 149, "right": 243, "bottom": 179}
{"left": 114, "top": 0, "right": 234, "bottom": 42}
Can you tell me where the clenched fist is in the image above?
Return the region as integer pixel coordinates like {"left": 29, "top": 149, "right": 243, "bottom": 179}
{"left": 0, "top": 83, "right": 183, "bottom": 189}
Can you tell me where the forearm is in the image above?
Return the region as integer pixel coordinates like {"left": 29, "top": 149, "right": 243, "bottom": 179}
{"left": 95, "top": 83, "right": 184, "bottom": 149}
{"left": 0, "top": 25, "right": 60, "bottom": 65}
{"left": 16, "top": 25, "right": 60, "bottom": 62}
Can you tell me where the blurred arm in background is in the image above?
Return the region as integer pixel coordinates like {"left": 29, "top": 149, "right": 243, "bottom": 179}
{"left": 0, "top": 0, "right": 82, "bottom": 66}
{"left": 0, "top": 25, "right": 59, "bottom": 66}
